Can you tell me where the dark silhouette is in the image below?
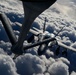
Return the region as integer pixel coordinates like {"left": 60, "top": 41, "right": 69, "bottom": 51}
{"left": 11, "top": 0, "right": 57, "bottom": 55}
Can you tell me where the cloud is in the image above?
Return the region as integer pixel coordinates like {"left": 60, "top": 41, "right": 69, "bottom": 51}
{"left": 0, "top": 54, "right": 19, "bottom": 75}
{"left": 44, "top": 72, "right": 50, "bottom": 75}
{"left": 48, "top": 61, "right": 69, "bottom": 75}
{"left": 33, "top": 73, "right": 44, "bottom": 75}
{"left": 0, "top": 48, "right": 6, "bottom": 54}
{"left": 56, "top": 57, "right": 70, "bottom": 66}
{"left": 44, "top": 49, "right": 54, "bottom": 58}
{"left": 40, "top": 55, "right": 55, "bottom": 68}
{"left": 70, "top": 71, "right": 76, "bottom": 75}
{"left": 15, "top": 54, "right": 46, "bottom": 75}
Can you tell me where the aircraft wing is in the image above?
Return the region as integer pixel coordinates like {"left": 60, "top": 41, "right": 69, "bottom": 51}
{"left": 29, "top": 29, "right": 40, "bottom": 36}
{"left": 57, "top": 41, "right": 76, "bottom": 52}
{"left": 32, "top": 27, "right": 43, "bottom": 33}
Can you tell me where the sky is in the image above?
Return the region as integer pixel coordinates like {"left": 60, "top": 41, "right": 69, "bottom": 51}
{"left": 57, "top": 0, "right": 76, "bottom": 19}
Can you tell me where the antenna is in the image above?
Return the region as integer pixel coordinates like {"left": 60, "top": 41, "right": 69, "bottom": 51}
{"left": 43, "top": 17, "right": 47, "bottom": 33}
{"left": 55, "top": 25, "right": 65, "bottom": 37}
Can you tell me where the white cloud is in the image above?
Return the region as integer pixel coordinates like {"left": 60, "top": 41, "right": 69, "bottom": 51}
{"left": 44, "top": 72, "right": 50, "bottom": 75}
{"left": 0, "top": 48, "right": 6, "bottom": 54}
{"left": 70, "top": 71, "right": 76, "bottom": 75}
{"left": 40, "top": 55, "right": 55, "bottom": 68}
{"left": 56, "top": 57, "right": 70, "bottom": 66}
{"left": 48, "top": 61, "right": 69, "bottom": 75}
{"left": 33, "top": 73, "right": 44, "bottom": 75}
{"left": 15, "top": 54, "right": 46, "bottom": 75}
{"left": 0, "top": 54, "right": 19, "bottom": 75}
{"left": 44, "top": 50, "right": 54, "bottom": 58}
